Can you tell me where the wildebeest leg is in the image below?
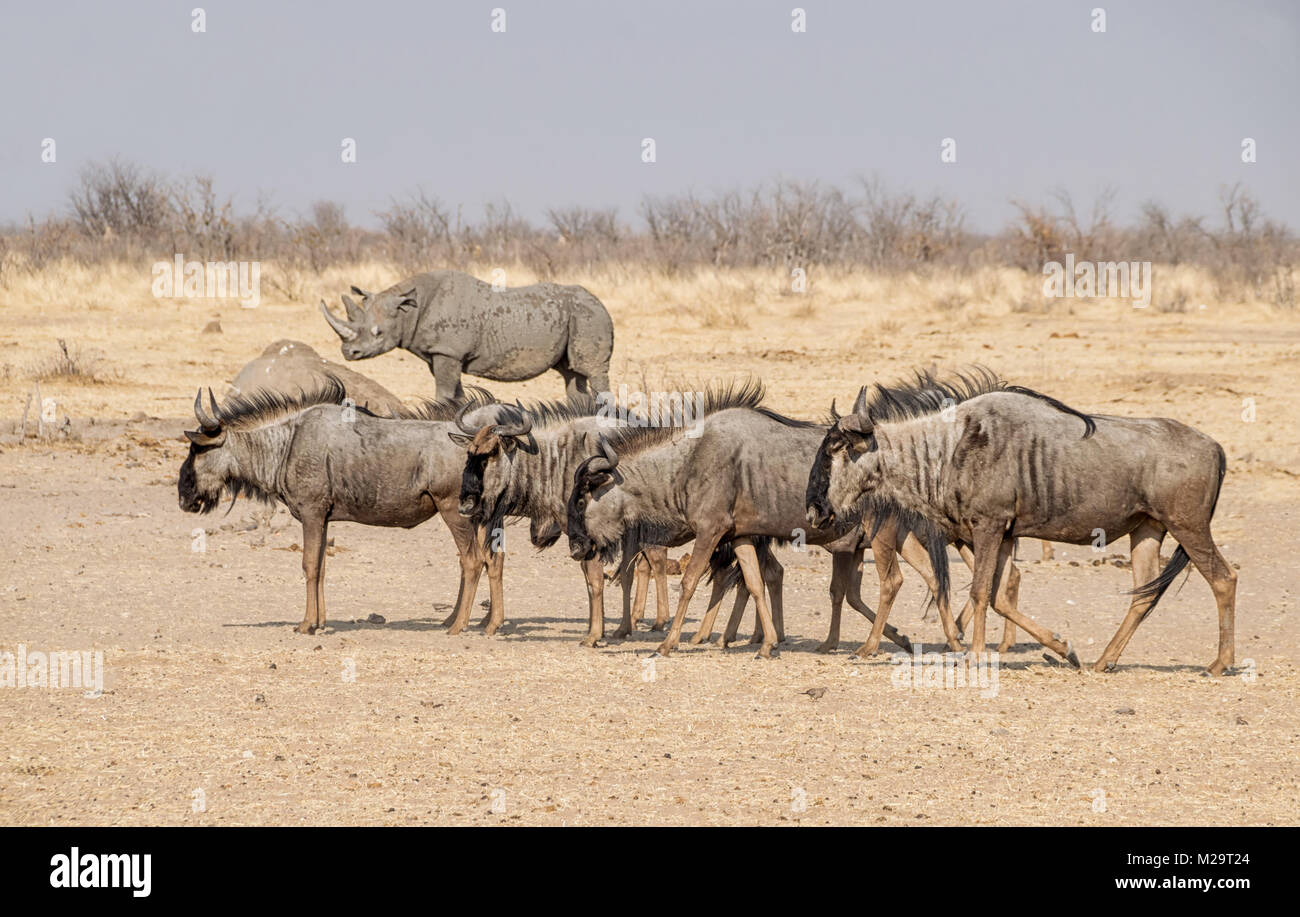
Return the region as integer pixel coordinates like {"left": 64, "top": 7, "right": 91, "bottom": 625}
{"left": 816, "top": 552, "right": 852, "bottom": 653}
{"left": 297, "top": 515, "right": 327, "bottom": 634}
{"left": 718, "top": 588, "right": 750, "bottom": 647}
{"left": 482, "top": 542, "right": 506, "bottom": 634}
{"left": 853, "top": 531, "right": 915, "bottom": 656}
{"left": 1164, "top": 523, "right": 1237, "bottom": 675}
{"left": 956, "top": 543, "right": 1015, "bottom": 650}
{"left": 430, "top": 354, "right": 464, "bottom": 403}
{"left": 992, "top": 558, "right": 1021, "bottom": 653}
{"left": 445, "top": 522, "right": 489, "bottom": 634}
{"left": 733, "top": 537, "right": 779, "bottom": 659}
{"left": 764, "top": 551, "right": 786, "bottom": 642}
{"left": 690, "top": 577, "right": 733, "bottom": 645}
{"left": 627, "top": 552, "right": 650, "bottom": 631}
{"left": 649, "top": 546, "right": 670, "bottom": 630}
{"left": 657, "top": 530, "right": 724, "bottom": 656}
{"left": 980, "top": 538, "right": 1080, "bottom": 666}
{"left": 615, "top": 557, "right": 641, "bottom": 640}
{"left": 1094, "top": 520, "right": 1164, "bottom": 673}
{"left": 1041, "top": 540, "right": 1055, "bottom": 561}
{"left": 579, "top": 557, "right": 607, "bottom": 647}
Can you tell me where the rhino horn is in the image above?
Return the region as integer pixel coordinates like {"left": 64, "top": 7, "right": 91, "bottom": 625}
{"left": 320, "top": 300, "right": 358, "bottom": 341}
{"left": 194, "top": 388, "right": 219, "bottom": 430}
{"left": 341, "top": 294, "right": 364, "bottom": 322}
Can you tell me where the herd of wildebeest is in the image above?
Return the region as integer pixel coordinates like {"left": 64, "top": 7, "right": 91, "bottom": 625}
{"left": 178, "top": 269, "right": 1237, "bottom": 675}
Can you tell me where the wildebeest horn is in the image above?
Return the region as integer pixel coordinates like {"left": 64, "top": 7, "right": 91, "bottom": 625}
{"left": 454, "top": 400, "right": 479, "bottom": 435}
{"left": 320, "top": 300, "right": 358, "bottom": 341}
{"left": 207, "top": 387, "right": 220, "bottom": 421}
{"left": 852, "top": 385, "right": 869, "bottom": 416}
{"left": 494, "top": 403, "right": 533, "bottom": 438}
{"left": 588, "top": 435, "right": 619, "bottom": 474}
{"left": 194, "top": 388, "right": 218, "bottom": 430}
{"left": 829, "top": 399, "right": 840, "bottom": 422}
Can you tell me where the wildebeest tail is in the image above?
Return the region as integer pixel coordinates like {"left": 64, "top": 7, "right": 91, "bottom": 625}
{"left": 706, "top": 537, "right": 774, "bottom": 589}
{"left": 1130, "top": 444, "right": 1226, "bottom": 614}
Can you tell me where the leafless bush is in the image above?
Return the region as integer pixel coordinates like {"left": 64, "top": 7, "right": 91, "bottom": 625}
{"left": 28, "top": 339, "right": 116, "bottom": 384}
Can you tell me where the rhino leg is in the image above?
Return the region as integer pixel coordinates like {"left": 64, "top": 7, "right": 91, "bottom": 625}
{"left": 430, "top": 354, "right": 464, "bottom": 403}
{"left": 557, "top": 366, "right": 589, "bottom": 400}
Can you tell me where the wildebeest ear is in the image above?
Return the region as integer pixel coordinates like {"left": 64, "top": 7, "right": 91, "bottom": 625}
{"left": 447, "top": 431, "right": 472, "bottom": 447}
{"left": 395, "top": 287, "right": 417, "bottom": 311}
{"left": 185, "top": 429, "right": 225, "bottom": 447}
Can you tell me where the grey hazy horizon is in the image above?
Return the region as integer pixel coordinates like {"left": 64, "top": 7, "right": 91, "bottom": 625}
{"left": 2, "top": 0, "right": 1297, "bottom": 232}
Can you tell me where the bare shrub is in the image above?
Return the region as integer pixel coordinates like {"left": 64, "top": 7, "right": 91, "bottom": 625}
{"left": 28, "top": 339, "right": 116, "bottom": 384}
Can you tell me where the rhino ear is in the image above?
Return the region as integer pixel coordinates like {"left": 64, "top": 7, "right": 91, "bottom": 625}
{"left": 350, "top": 285, "right": 370, "bottom": 299}
{"left": 395, "top": 287, "right": 418, "bottom": 312}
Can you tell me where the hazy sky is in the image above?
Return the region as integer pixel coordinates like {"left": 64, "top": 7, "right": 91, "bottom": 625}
{"left": 2, "top": 0, "right": 1296, "bottom": 231}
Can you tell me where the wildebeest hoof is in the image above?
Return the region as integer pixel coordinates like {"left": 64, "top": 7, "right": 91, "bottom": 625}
{"left": 894, "top": 636, "right": 914, "bottom": 653}
{"left": 815, "top": 641, "right": 838, "bottom": 654}
{"left": 649, "top": 621, "right": 668, "bottom": 632}
{"left": 294, "top": 622, "right": 316, "bottom": 635}
{"left": 611, "top": 626, "right": 632, "bottom": 640}
{"left": 655, "top": 641, "right": 676, "bottom": 656}
{"left": 580, "top": 636, "right": 606, "bottom": 648}
{"left": 755, "top": 644, "right": 777, "bottom": 659}
{"left": 1095, "top": 660, "right": 1118, "bottom": 673}
{"left": 1064, "top": 644, "right": 1081, "bottom": 668}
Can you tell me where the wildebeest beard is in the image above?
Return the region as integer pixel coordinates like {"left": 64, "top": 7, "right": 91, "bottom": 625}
{"left": 177, "top": 444, "right": 276, "bottom": 515}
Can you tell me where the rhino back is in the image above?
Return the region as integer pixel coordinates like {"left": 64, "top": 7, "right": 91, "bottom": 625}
{"left": 231, "top": 339, "right": 406, "bottom": 414}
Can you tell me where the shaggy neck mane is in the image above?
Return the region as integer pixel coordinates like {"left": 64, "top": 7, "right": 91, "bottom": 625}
{"left": 602, "top": 378, "right": 773, "bottom": 458}
{"left": 215, "top": 376, "right": 353, "bottom": 431}
{"left": 857, "top": 366, "right": 1096, "bottom": 437}
{"left": 398, "top": 385, "right": 497, "bottom": 421}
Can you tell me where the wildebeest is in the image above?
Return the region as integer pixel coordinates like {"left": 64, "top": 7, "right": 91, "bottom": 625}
{"left": 177, "top": 380, "right": 515, "bottom": 634}
{"left": 447, "top": 393, "right": 769, "bottom": 645}
{"left": 806, "top": 368, "right": 1236, "bottom": 674}
{"left": 319, "top": 271, "right": 614, "bottom": 401}
{"left": 229, "top": 339, "right": 405, "bottom": 415}
{"left": 565, "top": 387, "right": 946, "bottom": 658}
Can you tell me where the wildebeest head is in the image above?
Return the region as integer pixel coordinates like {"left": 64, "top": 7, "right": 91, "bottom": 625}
{"left": 320, "top": 284, "right": 416, "bottom": 361}
{"left": 178, "top": 388, "right": 231, "bottom": 514}
{"left": 566, "top": 436, "right": 621, "bottom": 562}
{"left": 447, "top": 402, "right": 534, "bottom": 518}
{"left": 806, "top": 391, "right": 880, "bottom": 527}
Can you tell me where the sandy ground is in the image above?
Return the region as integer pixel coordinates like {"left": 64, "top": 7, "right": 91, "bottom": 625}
{"left": 2, "top": 270, "right": 1298, "bottom": 825}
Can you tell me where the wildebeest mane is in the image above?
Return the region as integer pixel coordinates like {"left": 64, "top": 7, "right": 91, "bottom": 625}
{"left": 398, "top": 385, "right": 497, "bottom": 421}
{"left": 215, "top": 376, "right": 352, "bottom": 430}
{"left": 857, "top": 366, "right": 1096, "bottom": 437}
{"left": 603, "top": 377, "right": 768, "bottom": 458}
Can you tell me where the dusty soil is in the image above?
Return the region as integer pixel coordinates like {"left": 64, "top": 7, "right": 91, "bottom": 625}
{"left": 1, "top": 279, "right": 1298, "bottom": 825}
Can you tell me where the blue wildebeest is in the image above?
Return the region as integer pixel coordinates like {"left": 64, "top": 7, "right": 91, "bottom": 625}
{"left": 565, "top": 388, "right": 945, "bottom": 659}
{"left": 320, "top": 270, "right": 614, "bottom": 401}
{"left": 448, "top": 392, "right": 776, "bottom": 645}
{"left": 177, "top": 380, "right": 515, "bottom": 634}
{"left": 806, "top": 368, "right": 1236, "bottom": 674}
